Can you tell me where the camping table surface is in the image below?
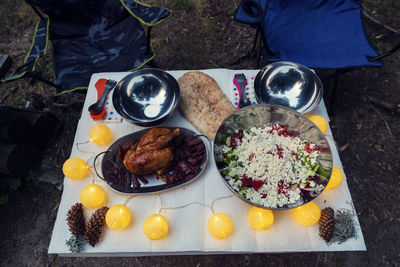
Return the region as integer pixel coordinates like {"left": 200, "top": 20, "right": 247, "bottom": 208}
{"left": 48, "top": 69, "right": 366, "bottom": 256}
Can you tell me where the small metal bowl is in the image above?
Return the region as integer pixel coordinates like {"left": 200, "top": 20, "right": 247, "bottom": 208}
{"left": 254, "top": 61, "right": 323, "bottom": 114}
{"left": 213, "top": 104, "right": 333, "bottom": 210}
{"left": 112, "top": 68, "right": 180, "bottom": 126}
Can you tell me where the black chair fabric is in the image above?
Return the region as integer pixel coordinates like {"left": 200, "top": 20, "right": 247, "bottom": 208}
{"left": 2, "top": 0, "right": 171, "bottom": 95}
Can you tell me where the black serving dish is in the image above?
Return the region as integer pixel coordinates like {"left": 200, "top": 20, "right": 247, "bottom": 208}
{"left": 94, "top": 127, "right": 210, "bottom": 194}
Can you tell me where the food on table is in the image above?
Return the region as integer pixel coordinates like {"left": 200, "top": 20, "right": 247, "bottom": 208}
{"left": 155, "top": 132, "right": 206, "bottom": 183}
{"left": 216, "top": 124, "right": 330, "bottom": 209}
{"left": 103, "top": 127, "right": 207, "bottom": 190}
{"left": 123, "top": 128, "right": 180, "bottom": 175}
{"left": 177, "top": 71, "right": 235, "bottom": 140}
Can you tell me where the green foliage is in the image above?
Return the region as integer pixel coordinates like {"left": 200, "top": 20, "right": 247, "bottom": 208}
{"left": 0, "top": 171, "right": 38, "bottom": 206}
{"left": 66, "top": 235, "right": 87, "bottom": 253}
{"left": 0, "top": 195, "right": 9, "bottom": 205}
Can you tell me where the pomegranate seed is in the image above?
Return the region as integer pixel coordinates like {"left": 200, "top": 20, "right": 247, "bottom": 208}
{"left": 234, "top": 129, "right": 243, "bottom": 140}
{"left": 276, "top": 146, "right": 283, "bottom": 159}
{"left": 286, "top": 130, "right": 299, "bottom": 137}
{"left": 230, "top": 138, "right": 238, "bottom": 148}
{"left": 241, "top": 174, "right": 252, "bottom": 187}
{"left": 248, "top": 153, "right": 255, "bottom": 161}
{"left": 252, "top": 180, "right": 264, "bottom": 191}
{"left": 278, "top": 125, "right": 289, "bottom": 136}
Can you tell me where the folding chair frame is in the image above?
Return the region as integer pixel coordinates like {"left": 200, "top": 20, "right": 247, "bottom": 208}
{"left": 251, "top": 22, "right": 400, "bottom": 116}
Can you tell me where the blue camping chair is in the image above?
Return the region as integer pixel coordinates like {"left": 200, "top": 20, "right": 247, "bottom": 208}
{"left": 234, "top": 0, "right": 400, "bottom": 113}
{"left": 1, "top": 0, "right": 171, "bottom": 95}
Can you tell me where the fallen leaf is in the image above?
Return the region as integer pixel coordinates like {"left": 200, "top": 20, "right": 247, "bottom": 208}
{"left": 339, "top": 143, "right": 349, "bottom": 152}
{"left": 374, "top": 145, "right": 384, "bottom": 152}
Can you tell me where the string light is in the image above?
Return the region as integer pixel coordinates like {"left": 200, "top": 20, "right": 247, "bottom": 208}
{"left": 326, "top": 165, "right": 343, "bottom": 190}
{"left": 308, "top": 115, "right": 328, "bottom": 134}
{"left": 143, "top": 214, "right": 169, "bottom": 240}
{"left": 247, "top": 207, "right": 274, "bottom": 230}
{"left": 106, "top": 205, "right": 132, "bottom": 230}
{"left": 293, "top": 201, "right": 321, "bottom": 226}
{"left": 89, "top": 124, "right": 113, "bottom": 146}
{"left": 62, "top": 157, "right": 89, "bottom": 180}
{"left": 208, "top": 213, "right": 234, "bottom": 239}
{"left": 80, "top": 184, "right": 107, "bottom": 208}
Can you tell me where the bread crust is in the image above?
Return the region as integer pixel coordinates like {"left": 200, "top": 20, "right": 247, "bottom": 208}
{"left": 177, "top": 71, "right": 235, "bottom": 140}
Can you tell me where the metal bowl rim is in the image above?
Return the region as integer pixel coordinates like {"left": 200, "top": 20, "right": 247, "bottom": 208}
{"left": 212, "top": 103, "right": 333, "bottom": 210}
{"left": 113, "top": 68, "right": 181, "bottom": 123}
{"left": 254, "top": 61, "right": 324, "bottom": 114}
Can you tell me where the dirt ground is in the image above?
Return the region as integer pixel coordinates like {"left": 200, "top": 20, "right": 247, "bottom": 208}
{"left": 0, "top": 0, "right": 399, "bottom": 266}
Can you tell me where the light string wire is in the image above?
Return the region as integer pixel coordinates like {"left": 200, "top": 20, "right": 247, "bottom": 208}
{"left": 76, "top": 140, "right": 97, "bottom": 154}
{"left": 75, "top": 130, "right": 233, "bottom": 213}
{"left": 85, "top": 155, "right": 102, "bottom": 184}
{"left": 157, "top": 194, "right": 235, "bottom": 214}
{"left": 124, "top": 195, "right": 137, "bottom": 206}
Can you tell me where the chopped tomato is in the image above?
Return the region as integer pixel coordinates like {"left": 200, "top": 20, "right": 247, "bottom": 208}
{"left": 304, "top": 143, "right": 318, "bottom": 153}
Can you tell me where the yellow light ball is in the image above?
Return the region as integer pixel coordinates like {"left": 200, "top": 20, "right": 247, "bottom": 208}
{"left": 326, "top": 165, "right": 343, "bottom": 190}
{"left": 106, "top": 205, "right": 132, "bottom": 230}
{"left": 294, "top": 201, "right": 321, "bottom": 226}
{"left": 62, "top": 157, "right": 89, "bottom": 180}
{"left": 309, "top": 115, "right": 328, "bottom": 134}
{"left": 89, "top": 124, "right": 112, "bottom": 145}
{"left": 208, "top": 213, "right": 233, "bottom": 239}
{"left": 248, "top": 207, "right": 274, "bottom": 230}
{"left": 80, "top": 184, "right": 106, "bottom": 208}
{"left": 143, "top": 214, "right": 169, "bottom": 240}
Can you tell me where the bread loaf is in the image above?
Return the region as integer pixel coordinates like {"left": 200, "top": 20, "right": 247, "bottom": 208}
{"left": 177, "top": 71, "right": 235, "bottom": 140}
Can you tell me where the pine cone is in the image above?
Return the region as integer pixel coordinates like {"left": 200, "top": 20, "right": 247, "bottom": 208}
{"left": 319, "top": 207, "right": 335, "bottom": 243}
{"left": 85, "top": 206, "right": 109, "bottom": 247}
{"left": 66, "top": 203, "right": 86, "bottom": 237}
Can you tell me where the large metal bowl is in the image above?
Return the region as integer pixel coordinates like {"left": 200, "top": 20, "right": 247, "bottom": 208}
{"left": 254, "top": 61, "right": 323, "bottom": 114}
{"left": 213, "top": 104, "right": 333, "bottom": 210}
{"left": 112, "top": 68, "right": 180, "bottom": 126}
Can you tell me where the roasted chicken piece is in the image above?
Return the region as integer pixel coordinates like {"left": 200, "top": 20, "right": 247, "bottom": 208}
{"left": 123, "top": 128, "right": 179, "bottom": 175}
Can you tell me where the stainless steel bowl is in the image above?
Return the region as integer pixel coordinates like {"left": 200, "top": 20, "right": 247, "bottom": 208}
{"left": 213, "top": 104, "right": 333, "bottom": 210}
{"left": 112, "top": 68, "right": 180, "bottom": 126}
{"left": 254, "top": 61, "right": 323, "bottom": 114}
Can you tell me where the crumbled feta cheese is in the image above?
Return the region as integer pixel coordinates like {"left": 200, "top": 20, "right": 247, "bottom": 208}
{"left": 220, "top": 124, "right": 324, "bottom": 208}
